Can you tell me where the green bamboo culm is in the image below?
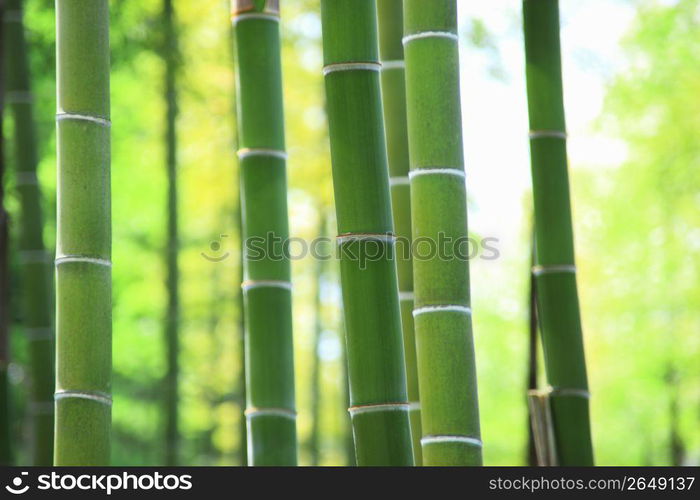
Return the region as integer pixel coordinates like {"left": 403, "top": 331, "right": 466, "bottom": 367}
{"left": 4, "top": 0, "right": 54, "bottom": 465}
{"left": 403, "top": 0, "right": 482, "bottom": 465}
{"left": 232, "top": 0, "right": 297, "bottom": 466}
{"left": 522, "top": 0, "right": 593, "bottom": 465}
{"left": 162, "top": 0, "right": 180, "bottom": 467}
{"left": 0, "top": 0, "right": 13, "bottom": 464}
{"left": 321, "top": 0, "right": 414, "bottom": 466}
{"left": 376, "top": 0, "right": 422, "bottom": 466}
{"left": 54, "top": 0, "right": 112, "bottom": 465}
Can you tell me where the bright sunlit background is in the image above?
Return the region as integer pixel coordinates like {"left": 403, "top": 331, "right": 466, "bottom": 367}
{"left": 4, "top": 0, "right": 699, "bottom": 466}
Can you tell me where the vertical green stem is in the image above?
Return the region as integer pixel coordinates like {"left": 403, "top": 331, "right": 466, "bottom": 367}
{"left": 54, "top": 0, "right": 112, "bottom": 465}
{"left": 162, "top": 0, "right": 180, "bottom": 467}
{"left": 232, "top": 0, "right": 297, "bottom": 466}
{"left": 321, "top": 0, "right": 413, "bottom": 466}
{"left": 307, "top": 212, "right": 327, "bottom": 466}
{"left": 5, "top": 0, "right": 54, "bottom": 465}
{"left": 403, "top": 0, "right": 482, "bottom": 465}
{"left": 522, "top": 0, "right": 593, "bottom": 465}
{"left": 376, "top": 0, "right": 422, "bottom": 465}
{"left": 0, "top": 0, "right": 14, "bottom": 465}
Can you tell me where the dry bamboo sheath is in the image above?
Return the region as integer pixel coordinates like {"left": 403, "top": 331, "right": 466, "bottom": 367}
{"left": 321, "top": 0, "right": 414, "bottom": 465}
{"left": 54, "top": 0, "right": 112, "bottom": 465}
{"left": 232, "top": 0, "right": 298, "bottom": 466}
{"left": 4, "top": 0, "right": 54, "bottom": 465}
{"left": 403, "top": 0, "right": 482, "bottom": 465}
{"left": 376, "top": 0, "right": 422, "bottom": 465}
{"left": 523, "top": 0, "right": 594, "bottom": 465}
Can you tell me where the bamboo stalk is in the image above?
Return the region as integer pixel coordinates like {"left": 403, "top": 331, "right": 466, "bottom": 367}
{"left": 0, "top": 0, "right": 13, "bottom": 463}
{"left": 403, "top": 0, "right": 482, "bottom": 465}
{"left": 54, "top": 0, "right": 112, "bottom": 465}
{"left": 321, "top": 0, "right": 414, "bottom": 466}
{"left": 376, "top": 0, "right": 422, "bottom": 465}
{"left": 522, "top": 0, "right": 593, "bottom": 465}
{"left": 4, "top": 0, "right": 54, "bottom": 465}
{"left": 232, "top": 0, "right": 297, "bottom": 466}
{"left": 162, "top": 0, "right": 180, "bottom": 467}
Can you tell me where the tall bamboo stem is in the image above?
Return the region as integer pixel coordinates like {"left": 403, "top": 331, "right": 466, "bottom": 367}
{"left": 403, "top": 0, "right": 482, "bottom": 465}
{"left": 232, "top": 0, "right": 297, "bottom": 466}
{"left": 376, "top": 0, "right": 421, "bottom": 465}
{"left": 5, "top": 0, "right": 54, "bottom": 465}
{"left": 321, "top": 0, "right": 413, "bottom": 466}
{"left": 0, "top": 0, "right": 13, "bottom": 463}
{"left": 162, "top": 0, "right": 180, "bottom": 467}
{"left": 522, "top": 0, "right": 593, "bottom": 465}
{"left": 54, "top": 0, "right": 112, "bottom": 465}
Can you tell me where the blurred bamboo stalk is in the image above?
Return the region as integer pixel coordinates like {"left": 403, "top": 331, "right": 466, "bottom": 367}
{"left": 522, "top": 0, "right": 593, "bottom": 465}
{"left": 54, "top": 0, "right": 112, "bottom": 465}
{"left": 5, "top": 0, "right": 54, "bottom": 465}
{"left": 0, "top": 0, "right": 14, "bottom": 465}
{"left": 320, "top": 0, "right": 413, "bottom": 466}
{"left": 162, "top": 0, "right": 180, "bottom": 467}
{"left": 376, "top": 0, "right": 422, "bottom": 465}
{"left": 232, "top": 0, "right": 297, "bottom": 465}
{"left": 307, "top": 212, "right": 327, "bottom": 466}
{"left": 403, "top": 0, "right": 482, "bottom": 465}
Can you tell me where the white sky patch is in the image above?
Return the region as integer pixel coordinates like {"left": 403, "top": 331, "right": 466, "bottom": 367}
{"left": 457, "top": 0, "right": 636, "bottom": 246}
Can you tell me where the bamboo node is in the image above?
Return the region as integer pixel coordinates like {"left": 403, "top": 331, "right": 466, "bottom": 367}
{"left": 55, "top": 390, "right": 112, "bottom": 407}
{"left": 348, "top": 402, "right": 410, "bottom": 416}
{"left": 56, "top": 112, "right": 111, "bottom": 127}
{"left": 381, "top": 60, "right": 406, "bottom": 71}
{"left": 547, "top": 386, "right": 590, "bottom": 399}
{"left": 322, "top": 62, "right": 381, "bottom": 76}
{"left": 409, "top": 168, "right": 465, "bottom": 180}
{"left": 55, "top": 255, "right": 112, "bottom": 268}
{"left": 237, "top": 147, "right": 287, "bottom": 160}
{"left": 390, "top": 176, "right": 410, "bottom": 187}
{"left": 408, "top": 401, "right": 421, "bottom": 411}
{"left": 241, "top": 279, "right": 292, "bottom": 291}
{"left": 231, "top": 12, "right": 280, "bottom": 24}
{"left": 336, "top": 233, "right": 396, "bottom": 245}
{"left": 413, "top": 305, "right": 472, "bottom": 317}
{"left": 402, "top": 31, "right": 459, "bottom": 45}
{"left": 529, "top": 130, "right": 567, "bottom": 140}
{"left": 5, "top": 90, "right": 33, "bottom": 103}
{"left": 245, "top": 407, "right": 297, "bottom": 420}
{"left": 421, "top": 435, "right": 483, "bottom": 447}
{"left": 532, "top": 264, "right": 576, "bottom": 276}
{"left": 25, "top": 327, "right": 53, "bottom": 342}
{"left": 399, "top": 291, "right": 415, "bottom": 302}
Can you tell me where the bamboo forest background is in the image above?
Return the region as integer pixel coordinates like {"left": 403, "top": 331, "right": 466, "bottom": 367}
{"left": 2, "top": 0, "right": 699, "bottom": 465}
